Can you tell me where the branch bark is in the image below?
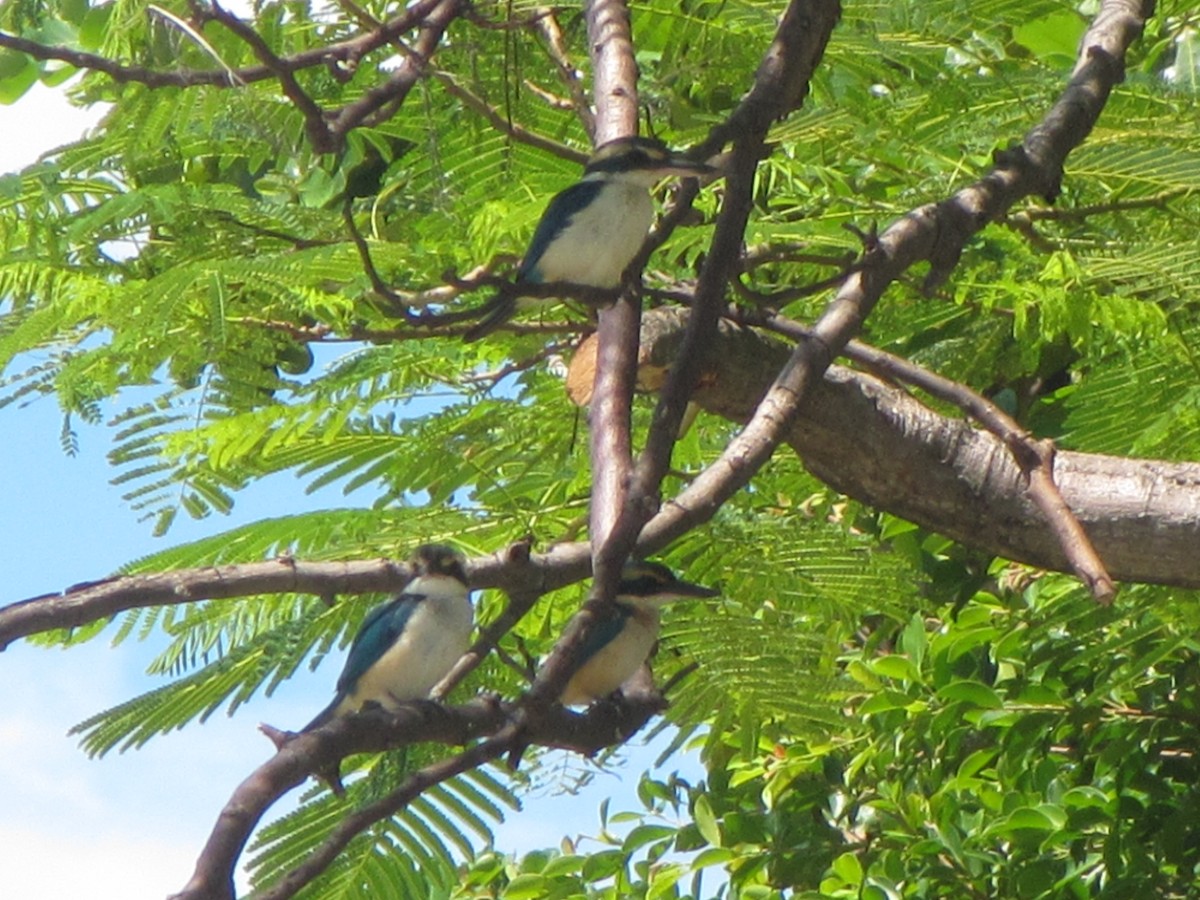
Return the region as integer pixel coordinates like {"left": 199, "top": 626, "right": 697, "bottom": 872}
{"left": 169, "top": 694, "right": 664, "bottom": 900}
{"left": 0, "top": 0, "right": 444, "bottom": 89}
{"left": 637, "top": 308, "right": 1200, "bottom": 588}
{"left": 637, "top": 0, "right": 1153, "bottom": 557}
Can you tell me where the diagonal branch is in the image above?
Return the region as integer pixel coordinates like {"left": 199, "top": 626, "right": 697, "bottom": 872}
{"left": 325, "top": 0, "right": 464, "bottom": 143}
{"left": 615, "top": 0, "right": 842, "bottom": 565}
{"left": 627, "top": 303, "right": 1200, "bottom": 587}
{"left": 169, "top": 694, "right": 665, "bottom": 900}
{"left": 534, "top": 10, "right": 597, "bottom": 138}
{"left": 0, "top": 0, "right": 445, "bottom": 90}
{"left": 761, "top": 314, "right": 1116, "bottom": 603}
{"left": 432, "top": 69, "right": 590, "bottom": 162}
{"left": 208, "top": 0, "right": 332, "bottom": 150}
{"left": 638, "top": 0, "right": 1153, "bottom": 557}
{"left": 432, "top": 543, "right": 545, "bottom": 698}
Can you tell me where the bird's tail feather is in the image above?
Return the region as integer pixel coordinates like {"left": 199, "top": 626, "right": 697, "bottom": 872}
{"left": 463, "top": 292, "right": 516, "bottom": 342}
{"left": 300, "top": 695, "right": 343, "bottom": 733}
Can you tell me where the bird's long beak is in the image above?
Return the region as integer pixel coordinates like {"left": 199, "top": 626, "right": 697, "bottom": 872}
{"left": 663, "top": 578, "right": 721, "bottom": 600}
{"left": 659, "top": 154, "right": 719, "bottom": 179}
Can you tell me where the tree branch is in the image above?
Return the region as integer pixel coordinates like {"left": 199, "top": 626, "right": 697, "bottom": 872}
{"left": 534, "top": 10, "right": 596, "bottom": 139}
{"left": 638, "top": 0, "right": 1152, "bottom": 557}
{"left": 632, "top": 307, "right": 1200, "bottom": 588}
{"left": 511, "top": 0, "right": 646, "bottom": 764}
{"left": 0, "top": 547, "right": 587, "bottom": 651}
{"left": 208, "top": 0, "right": 332, "bottom": 150}
{"left": 325, "top": 0, "right": 464, "bottom": 144}
{"left": 761, "top": 314, "right": 1116, "bottom": 603}
{"left": 432, "top": 69, "right": 589, "bottom": 163}
{"left": 582, "top": 0, "right": 641, "bottom": 575}
{"left": 0, "top": 0, "right": 443, "bottom": 89}
{"left": 169, "top": 694, "right": 665, "bottom": 900}
{"left": 623, "top": 0, "right": 841, "bottom": 548}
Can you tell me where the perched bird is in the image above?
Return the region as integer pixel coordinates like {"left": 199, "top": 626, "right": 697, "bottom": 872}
{"left": 464, "top": 136, "right": 716, "bottom": 341}
{"left": 301, "top": 544, "right": 473, "bottom": 732}
{"left": 559, "top": 559, "right": 719, "bottom": 706}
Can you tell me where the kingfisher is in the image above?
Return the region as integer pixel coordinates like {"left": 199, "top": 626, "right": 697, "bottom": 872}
{"left": 464, "top": 136, "right": 716, "bottom": 340}
{"left": 559, "top": 559, "right": 719, "bottom": 706}
{"left": 301, "top": 543, "right": 473, "bottom": 732}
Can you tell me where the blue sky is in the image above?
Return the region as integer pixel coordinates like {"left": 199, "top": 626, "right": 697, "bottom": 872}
{"left": 0, "top": 84, "right": 699, "bottom": 898}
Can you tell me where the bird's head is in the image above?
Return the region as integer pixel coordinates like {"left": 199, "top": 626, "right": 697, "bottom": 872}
{"left": 410, "top": 543, "right": 469, "bottom": 587}
{"left": 584, "top": 136, "right": 716, "bottom": 186}
{"left": 616, "top": 559, "right": 720, "bottom": 608}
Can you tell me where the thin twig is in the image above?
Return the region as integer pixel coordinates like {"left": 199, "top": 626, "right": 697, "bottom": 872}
{"left": 534, "top": 10, "right": 596, "bottom": 138}
{"left": 209, "top": 0, "right": 333, "bottom": 150}
{"left": 340, "top": 203, "right": 417, "bottom": 320}
{"left": 148, "top": 4, "right": 244, "bottom": 85}
{"left": 1015, "top": 188, "right": 1184, "bottom": 222}
{"left": 433, "top": 70, "right": 589, "bottom": 163}
{"left": 460, "top": 340, "right": 575, "bottom": 387}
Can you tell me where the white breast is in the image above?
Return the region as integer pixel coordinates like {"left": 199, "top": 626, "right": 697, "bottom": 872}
{"left": 559, "top": 607, "right": 660, "bottom": 706}
{"left": 343, "top": 580, "right": 472, "bottom": 713}
{"left": 535, "top": 178, "right": 655, "bottom": 287}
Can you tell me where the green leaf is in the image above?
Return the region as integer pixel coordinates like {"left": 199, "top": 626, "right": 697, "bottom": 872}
{"left": 502, "top": 873, "right": 548, "bottom": 899}
{"left": 868, "top": 655, "right": 921, "bottom": 682}
{"left": 1013, "top": 11, "right": 1087, "bottom": 64}
{"left": 0, "top": 51, "right": 38, "bottom": 104}
{"left": 936, "top": 680, "right": 1003, "bottom": 709}
{"left": 984, "top": 806, "right": 1064, "bottom": 838}
{"left": 692, "top": 794, "right": 722, "bottom": 848}
{"left": 831, "top": 851, "right": 863, "bottom": 886}
{"left": 859, "top": 690, "right": 918, "bottom": 714}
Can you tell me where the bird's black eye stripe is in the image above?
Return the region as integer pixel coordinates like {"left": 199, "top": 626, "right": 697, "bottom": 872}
{"left": 620, "top": 574, "right": 671, "bottom": 595}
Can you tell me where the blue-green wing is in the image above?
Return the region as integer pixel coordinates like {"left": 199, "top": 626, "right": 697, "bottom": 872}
{"left": 336, "top": 592, "right": 423, "bottom": 693}
{"left": 575, "top": 605, "right": 631, "bottom": 667}
{"left": 518, "top": 179, "right": 605, "bottom": 283}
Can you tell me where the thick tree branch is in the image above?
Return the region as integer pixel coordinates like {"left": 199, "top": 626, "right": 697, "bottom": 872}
{"left": 638, "top": 0, "right": 1152, "bottom": 555}
{"left": 635, "top": 308, "right": 1200, "bottom": 588}
{"left": 762, "top": 314, "right": 1116, "bottom": 603}
{"left": 170, "top": 694, "right": 664, "bottom": 900}
{"left": 584, "top": 0, "right": 639, "bottom": 144}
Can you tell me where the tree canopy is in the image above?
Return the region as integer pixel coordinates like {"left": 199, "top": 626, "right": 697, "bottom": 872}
{"left": 3, "top": 0, "right": 1200, "bottom": 897}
